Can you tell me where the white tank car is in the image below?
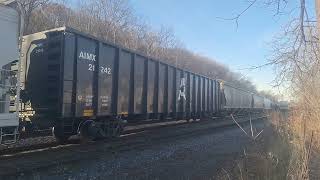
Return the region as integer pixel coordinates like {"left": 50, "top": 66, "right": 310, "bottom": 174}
{"left": 0, "top": 4, "right": 20, "bottom": 144}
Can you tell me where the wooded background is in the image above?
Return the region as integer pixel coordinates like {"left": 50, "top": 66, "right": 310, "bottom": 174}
{"left": 16, "top": 0, "right": 276, "bottom": 99}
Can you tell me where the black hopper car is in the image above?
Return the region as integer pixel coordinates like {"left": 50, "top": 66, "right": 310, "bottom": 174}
{"left": 20, "top": 27, "right": 275, "bottom": 142}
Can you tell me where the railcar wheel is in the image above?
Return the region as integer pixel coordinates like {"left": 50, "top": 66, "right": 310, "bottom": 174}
{"left": 52, "top": 126, "right": 70, "bottom": 144}
{"left": 111, "top": 122, "right": 123, "bottom": 138}
{"left": 109, "top": 117, "right": 125, "bottom": 139}
{"left": 79, "top": 120, "right": 99, "bottom": 143}
{"left": 79, "top": 121, "right": 93, "bottom": 143}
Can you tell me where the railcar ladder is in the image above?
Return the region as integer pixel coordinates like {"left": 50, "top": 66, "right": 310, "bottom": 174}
{"left": 0, "top": 127, "right": 19, "bottom": 145}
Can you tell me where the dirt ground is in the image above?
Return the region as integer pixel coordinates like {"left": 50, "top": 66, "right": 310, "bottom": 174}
{"left": 0, "top": 118, "right": 283, "bottom": 180}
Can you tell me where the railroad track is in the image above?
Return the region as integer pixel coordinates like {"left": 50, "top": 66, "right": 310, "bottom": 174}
{"left": 0, "top": 113, "right": 266, "bottom": 158}
{"left": 0, "top": 114, "right": 268, "bottom": 178}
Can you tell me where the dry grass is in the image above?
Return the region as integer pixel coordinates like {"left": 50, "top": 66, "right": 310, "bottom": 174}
{"left": 215, "top": 112, "right": 290, "bottom": 180}
{"left": 216, "top": 108, "right": 320, "bottom": 180}
{"left": 269, "top": 102, "right": 320, "bottom": 180}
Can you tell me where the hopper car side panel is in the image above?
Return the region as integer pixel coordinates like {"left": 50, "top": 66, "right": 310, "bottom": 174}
{"left": 75, "top": 37, "right": 97, "bottom": 117}
{"left": 168, "top": 66, "right": 174, "bottom": 115}
{"left": 22, "top": 27, "right": 273, "bottom": 139}
{"left": 253, "top": 95, "right": 264, "bottom": 109}
{"left": 264, "top": 98, "right": 272, "bottom": 110}
{"left": 221, "top": 83, "right": 252, "bottom": 111}
{"left": 158, "top": 63, "right": 166, "bottom": 114}
{"left": 22, "top": 28, "right": 219, "bottom": 125}
{"left": 97, "top": 44, "right": 115, "bottom": 116}
{"left": 147, "top": 60, "right": 156, "bottom": 114}
{"left": 117, "top": 50, "right": 131, "bottom": 115}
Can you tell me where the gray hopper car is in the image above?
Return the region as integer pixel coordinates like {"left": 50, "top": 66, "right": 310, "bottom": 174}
{"left": 253, "top": 94, "right": 264, "bottom": 109}
{"left": 21, "top": 27, "right": 225, "bottom": 141}
{"left": 220, "top": 82, "right": 252, "bottom": 110}
{"left": 20, "top": 27, "right": 275, "bottom": 142}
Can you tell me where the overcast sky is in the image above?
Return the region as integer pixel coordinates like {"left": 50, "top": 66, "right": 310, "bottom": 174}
{"left": 131, "top": 0, "right": 316, "bottom": 95}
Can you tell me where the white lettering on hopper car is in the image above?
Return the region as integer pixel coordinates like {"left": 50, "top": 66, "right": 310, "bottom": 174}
{"left": 79, "top": 51, "right": 96, "bottom": 61}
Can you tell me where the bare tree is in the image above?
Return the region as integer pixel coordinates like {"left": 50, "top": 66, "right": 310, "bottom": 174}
{"left": 17, "top": 0, "right": 49, "bottom": 34}
{"left": 24, "top": 0, "right": 261, "bottom": 92}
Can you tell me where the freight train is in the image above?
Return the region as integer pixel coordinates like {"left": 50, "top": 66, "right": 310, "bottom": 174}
{"left": 0, "top": 22, "right": 277, "bottom": 144}
{"left": 14, "top": 27, "right": 276, "bottom": 142}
